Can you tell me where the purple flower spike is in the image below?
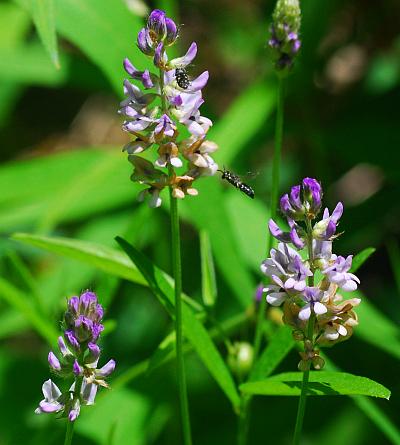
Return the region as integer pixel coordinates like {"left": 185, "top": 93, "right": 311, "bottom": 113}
{"left": 147, "top": 9, "right": 167, "bottom": 41}
{"left": 48, "top": 352, "right": 61, "bottom": 371}
{"left": 165, "top": 17, "right": 178, "bottom": 45}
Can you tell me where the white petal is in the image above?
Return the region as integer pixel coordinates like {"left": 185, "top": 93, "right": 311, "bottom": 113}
{"left": 337, "top": 325, "right": 348, "bottom": 336}
{"left": 298, "top": 304, "right": 311, "bottom": 321}
{"left": 42, "top": 379, "right": 61, "bottom": 402}
{"left": 170, "top": 156, "right": 183, "bottom": 168}
{"left": 266, "top": 292, "right": 287, "bottom": 306}
{"left": 313, "top": 302, "right": 328, "bottom": 315}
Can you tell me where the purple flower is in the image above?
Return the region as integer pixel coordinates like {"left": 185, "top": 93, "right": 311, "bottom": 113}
{"left": 154, "top": 114, "right": 177, "bottom": 138}
{"left": 261, "top": 242, "right": 312, "bottom": 294}
{"left": 35, "top": 380, "right": 64, "bottom": 414}
{"left": 312, "top": 202, "right": 343, "bottom": 241}
{"left": 298, "top": 287, "right": 328, "bottom": 321}
{"left": 268, "top": 218, "right": 305, "bottom": 249}
{"left": 322, "top": 255, "right": 360, "bottom": 291}
{"left": 123, "top": 58, "right": 155, "bottom": 89}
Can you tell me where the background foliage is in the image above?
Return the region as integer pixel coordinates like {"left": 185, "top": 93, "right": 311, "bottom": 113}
{"left": 1, "top": 0, "right": 400, "bottom": 444}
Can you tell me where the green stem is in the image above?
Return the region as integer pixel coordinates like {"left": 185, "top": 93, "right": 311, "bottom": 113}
{"left": 169, "top": 180, "right": 193, "bottom": 445}
{"left": 238, "top": 77, "right": 286, "bottom": 445}
{"left": 63, "top": 420, "right": 74, "bottom": 445}
{"left": 292, "top": 219, "right": 315, "bottom": 445}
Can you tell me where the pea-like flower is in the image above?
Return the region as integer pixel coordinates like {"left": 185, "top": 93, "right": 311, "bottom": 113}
{"left": 35, "top": 291, "right": 115, "bottom": 422}
{"left": 120, "top": 9, "right": 218, "bottom": 208}
{"left": 261, "top": 178, "right": 361, "bottom": 370}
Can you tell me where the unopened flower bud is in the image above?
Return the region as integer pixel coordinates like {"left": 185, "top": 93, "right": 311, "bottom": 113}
{"left": 312, "top": 355, "right": 325, "bottom": 370}
{"left": 269, "top": 0, "right": 301, "bottom": 74}
{"left": 302, "top": 178, "right": 322, "bottom": 217}
{"left": 227, "top": 342, "right": 254, "bottom": 379}
{"left": 147, "top": 9, "right": 167, "bottom": 42}
{"left": 48, "top": 351, "right": 61, "bottom": 371}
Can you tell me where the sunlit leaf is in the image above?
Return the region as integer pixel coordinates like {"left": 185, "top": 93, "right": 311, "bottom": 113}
{"left": 240, "top": 372, "right": 391, "bottom": 398}
{"left": 351, "top": 247, "right": 376, "bottom": 273}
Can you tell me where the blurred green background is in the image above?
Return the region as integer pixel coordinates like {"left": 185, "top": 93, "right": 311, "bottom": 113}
{"left": 1, "top": 0, "right": 400, "bottom": 444}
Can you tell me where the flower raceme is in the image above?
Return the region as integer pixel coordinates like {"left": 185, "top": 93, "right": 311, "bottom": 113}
{"left": 260, "top": 178, "right": 361, "bottom": 370}
{"left": 120, "top": 9, "right": 218, "bottom": 208}
{"left": 35, "top": 291, "right": 115, "bottom": 422}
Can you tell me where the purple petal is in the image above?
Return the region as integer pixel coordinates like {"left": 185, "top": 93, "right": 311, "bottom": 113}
{"left": 97, "top": 359, "right": 116, "bottom": 377}
{"left": 331, "top": 202, "right": 343, "bottom": 222}
{"left": 123, "top": 58, "right": 138, "bottom": 77}
{"left": 170, "top": 42, "right": 197, "bottom": 68}
{"left": 189, "top": 71, "right": 209, "bottom": 91}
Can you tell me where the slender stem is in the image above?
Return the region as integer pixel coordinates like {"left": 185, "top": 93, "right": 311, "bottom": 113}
{"left": 169, "top": 176, "right": 193, "bottom": 445}
{"left": 238, "top": 77, "right": 286, "bottom": 445}
{"left": 292, "top": 219, "right": 315, "bottom": 445}
{"left": 63, "top": 420, "right": 74, "bottom": 445}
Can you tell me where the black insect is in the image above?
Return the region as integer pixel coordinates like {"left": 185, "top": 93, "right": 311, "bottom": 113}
{"left": 218, "top": 168, "right": 255, "bottom": 199}
{"left": 175, "top": 67, "right": 190, "bottom": 89}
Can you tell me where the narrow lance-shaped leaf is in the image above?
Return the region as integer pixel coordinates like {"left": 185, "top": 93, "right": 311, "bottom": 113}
{"left": 350, "top": 247, "right": 376, "bottom": 273}
{"left": 240, "top": 371, "right": 391, "bottom": 399}
{"left": 12, "top": 233, "right": 203, "bottom": 312}
{"left": 200, "top": 230, "right": 217, "bottom": 308}
{"left": 116, "top": 236, "right": 241, "bottom": 409}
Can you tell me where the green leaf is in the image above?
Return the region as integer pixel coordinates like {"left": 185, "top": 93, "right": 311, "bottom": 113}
{"left": 0, "top": 277, "right": 57, "bottom": 344}
{"left": 200, "top": 230, "right": 217, "bottom": 307}
{"left": 250, "top": 325, "right": 294, "bottom": 381}
{"left": 351, "top": 247, "right": 376, "bottom": 273}
{"left": 210, "top": 79, "right": 276, "bottom": 165}
{"left": 54, "top": 0, "right": 147, "bottom": 94}
{"left": 18, "top": 0, "right": 59, "bottom": 67}
{"left": 116, "top": 236, "right": 241, "bottom": 409}
{"left": 240, "top": 372, "right": 390, "bottom": 398}
{"left": 13, "top": 232, "right": 147, "bottom": 285}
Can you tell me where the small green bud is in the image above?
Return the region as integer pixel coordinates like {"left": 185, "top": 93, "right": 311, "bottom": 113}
{"left": 227, "top": 342, "right": 254, "bottom": 379}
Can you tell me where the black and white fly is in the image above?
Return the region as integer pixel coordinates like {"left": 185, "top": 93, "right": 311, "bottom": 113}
{"left": 218, "top": 168, "right": 255, "bottom": 199}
